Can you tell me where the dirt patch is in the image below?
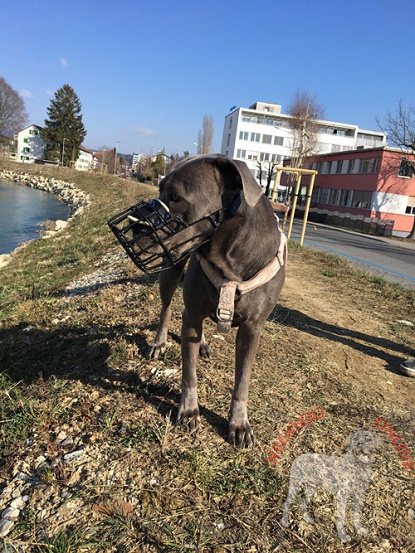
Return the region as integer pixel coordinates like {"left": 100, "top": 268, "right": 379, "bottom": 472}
{"left": 0, "top": 242, "right": 414, "bottom": 552}
{"left": 280, "top": 258, "right": 414, "bottom": 406}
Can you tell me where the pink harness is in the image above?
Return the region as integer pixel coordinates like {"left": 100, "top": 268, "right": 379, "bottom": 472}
{"left": 197, "top": 233, "right": 287, "bottom": 333}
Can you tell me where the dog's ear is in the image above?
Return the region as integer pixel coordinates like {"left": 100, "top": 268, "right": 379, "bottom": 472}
{"left": 232, "top": 159, "right": 264, "bottom": 207}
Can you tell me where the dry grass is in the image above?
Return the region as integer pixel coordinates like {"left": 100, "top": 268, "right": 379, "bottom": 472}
{"left": 0, "top": 162, "right": 414, "bottom": 552}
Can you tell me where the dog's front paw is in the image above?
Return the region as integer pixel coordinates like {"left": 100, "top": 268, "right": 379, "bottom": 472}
{"left": 199, "top": 341, "right": 211, "bottom": 358}
{"left": 176, "top": 407, "right": 200, "bottom": 432}
{"left": 228, "top": 420, "right": 254, "bottom": 448}
{"left": 147, "top": 341, "right": 166, "bottom": 360}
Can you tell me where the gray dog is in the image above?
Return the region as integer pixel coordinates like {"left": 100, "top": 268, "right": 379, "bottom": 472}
{"left": 113, "top": 155, "right": 286, "bottom": 447}
{"left": 149, "top": 155, "right": 286, "bottom": 447}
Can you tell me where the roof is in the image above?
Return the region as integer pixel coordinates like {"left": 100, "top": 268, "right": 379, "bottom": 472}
{"left": 79, "top": 145, "right": 93, "bottom": 154}
{"left": 228, "top": 101, "right": 386, "bottom": 137}
{"left": 0, "top": 135, "right": 16, "bottom": 144}
{"left": 300, "top": 146, "right": 415, "bottom": 160}
{"left": 18, "top": 124, "right": 43, "bottom": 132}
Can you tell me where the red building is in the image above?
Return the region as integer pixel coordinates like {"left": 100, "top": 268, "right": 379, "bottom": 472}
{"left": 286, "top": 147, "right": 415, "bottom": 237}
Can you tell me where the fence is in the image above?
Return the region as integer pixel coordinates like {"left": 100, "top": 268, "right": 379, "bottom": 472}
{"left": 294, "top": 207, "right": 395, "bottom": 237}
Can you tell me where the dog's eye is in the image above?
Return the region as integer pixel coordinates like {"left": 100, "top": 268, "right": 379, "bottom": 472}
{"left": 171, "top": 192, "right": 181, "bottom": 202}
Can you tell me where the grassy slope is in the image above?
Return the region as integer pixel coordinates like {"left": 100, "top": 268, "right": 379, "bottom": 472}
{"left": 0, "top": 162, "right": 414, "bottom": 552}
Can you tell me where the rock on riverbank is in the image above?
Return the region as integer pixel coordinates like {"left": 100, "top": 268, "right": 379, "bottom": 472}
{"left": 0, "top": 169, "right": 91, "bottom": 218}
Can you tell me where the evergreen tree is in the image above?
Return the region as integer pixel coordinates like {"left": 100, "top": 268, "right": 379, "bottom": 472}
{"left": 42, "top": 84, "right": 86, "bottom": 166}
{"left": 151, "top": 152, "right": 166, "bottom": 177}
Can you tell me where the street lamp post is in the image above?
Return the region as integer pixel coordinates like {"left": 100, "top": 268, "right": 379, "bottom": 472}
{"left": 61, "top": 138, "right": 67, "bottom": 167}
{"left": 114, "top": 141, "right": 120, "bottom": 174}
{"left": 102, "top": 148, "right": 106, "bottom": 174}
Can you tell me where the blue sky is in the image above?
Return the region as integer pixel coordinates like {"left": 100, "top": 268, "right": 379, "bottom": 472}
{"left": 2, "top": 0, "right": 415, "bottom": 156}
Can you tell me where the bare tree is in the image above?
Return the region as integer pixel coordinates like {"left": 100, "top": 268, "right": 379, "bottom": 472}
{"left": 265, "top": 160, "right": 278, "bottom": 197}
{"left": 0, "top": 77, "right": 28, "bottom": 136}
{"left": 197, "top": 114, "right": 214, "bottom": 154}
{"left": 288, "top": 91, "right": 324, "bottom": 169}
{"left": 378, "top": 100, "right": 415, "bottom": 151}
{"left": 378, "top": 100, "right": 415, "bottom": 238}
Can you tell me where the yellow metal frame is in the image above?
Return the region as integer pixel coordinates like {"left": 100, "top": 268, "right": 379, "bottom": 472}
{"left": 271, "top": 166, "right": 318, "bottom": 246}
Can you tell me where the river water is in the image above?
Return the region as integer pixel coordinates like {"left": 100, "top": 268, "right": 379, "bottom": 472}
{"left": 0, "top": 178, "right": 69, "bottom": 255}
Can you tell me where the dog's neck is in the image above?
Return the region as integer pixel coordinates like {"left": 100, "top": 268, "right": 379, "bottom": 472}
{"left": 199, "top": 195, "right": 282, "bottom": 282}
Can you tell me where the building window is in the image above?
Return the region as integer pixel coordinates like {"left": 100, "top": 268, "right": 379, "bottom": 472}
{"left": 336, "top": 160, "right": 343, "bottom": 173}
{"left": 271, "top": 154, "right": 282, "bottom": 163}
{"left": 250, "top": 133, "right": 260, "bottom": 142}
{"left": 339, "top": 189, "right": 352, "bottom": 206}
{"left": 405, "top": 197, "right": 415, "bottom": 214}
{"left": 227, "top": 134, "right": 230, "bottom": 146}
{"left": 239, "top": 131, "right": 249, "bottom": 141}
{"left": 229, "top": 117, "right": 232, "bottom": 129}
{"left": 331, "top": 189, "right": 340, "bottom": 205}
{"left": 24, "top": 138, "right": 29, "bottom": 143}
{"left": 236, "top": 149, "right": 246, "bottom": 159}
{"left": 347, "top": 159, "right": 356, "bottom": 173}
{"left": 23, "top": 147, "right": 30, "bottom": 153}
{"left": 319, "top": 188, "right": 332, "bottom": 204}
{"left": 398, "top": 159, "right": 414, "bottom": 178}
{"left": 360, "top": 158, "right": 379, "bottom": 173}
{"left": 262, "top": 134, "right": 272, "bottom": 144}
{"left": 352, "top": 190, "right": 372, "bottom": 209}
{"left": 274, "top": 136, "right": 284, "bottom": 146}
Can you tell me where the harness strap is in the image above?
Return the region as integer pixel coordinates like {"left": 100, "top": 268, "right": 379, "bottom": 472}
{"left": 197, "top": 233, "right": 287, "bottom": 334}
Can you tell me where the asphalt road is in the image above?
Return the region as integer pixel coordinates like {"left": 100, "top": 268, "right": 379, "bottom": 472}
{"left": 288, "top": 219, "right": 415, "bottom": 289}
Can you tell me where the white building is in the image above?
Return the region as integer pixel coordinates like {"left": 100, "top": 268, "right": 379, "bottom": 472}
{"left": 16, "top": 124, "right": 95, "bottom": 170}
{"left": 17, "top": 124, "right": 45, "bottom": 163}
{"left": 221, "top": 102, "right": 386, "bottom": 185}
{"left": 74, "top": 145, "right": 95, "bottom": 171}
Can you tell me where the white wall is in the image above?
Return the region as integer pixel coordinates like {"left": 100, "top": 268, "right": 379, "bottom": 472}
{"left": 17, "top": 126, "right": 45, "bottom": 162}
{"left": 372, "top": 192, "right": 408, "bottom": 213}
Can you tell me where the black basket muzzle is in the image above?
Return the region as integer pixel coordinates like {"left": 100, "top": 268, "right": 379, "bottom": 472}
{"left": 108, "top": 198, "right": 227, "bottom": 273}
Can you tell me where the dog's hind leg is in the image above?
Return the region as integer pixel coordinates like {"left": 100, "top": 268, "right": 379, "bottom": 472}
{"left": 199, "top": 328, "right": 211, "bottom": 358}
{"left": 147, "top": 258, "right": 187, "bottom": 360}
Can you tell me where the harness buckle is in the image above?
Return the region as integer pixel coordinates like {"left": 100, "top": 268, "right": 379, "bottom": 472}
{"left": 216, "top": 281, "right": 237, "bottom": 334}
